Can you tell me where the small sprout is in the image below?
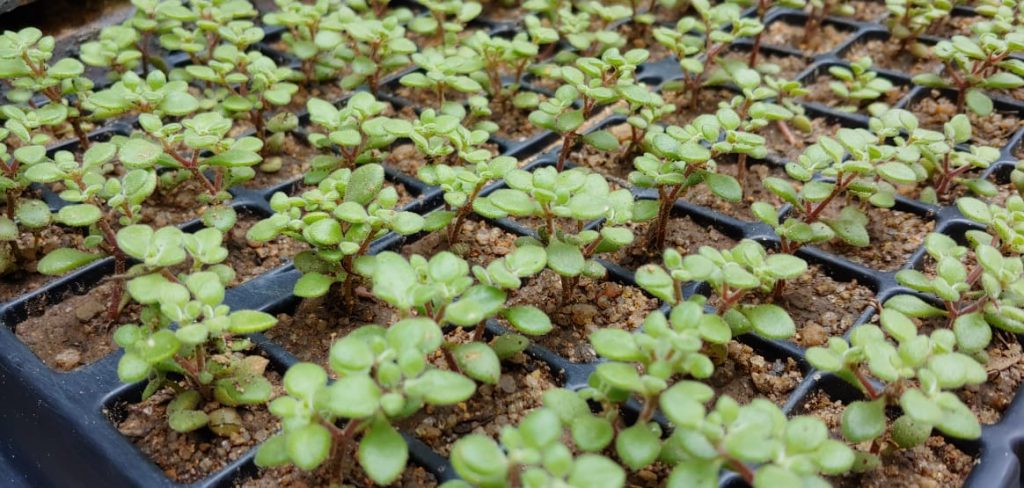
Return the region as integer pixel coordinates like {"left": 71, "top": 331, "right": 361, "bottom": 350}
{"left": 0, "top": 129, "right": 53, "bottom": 276}
{"left": 409, "top": 0, "right": 482, "bottom": 47}
{"left": 827, "top": 57, "right": 895, "bottom": 116}
{"left": 417, "top": 155, "right": 517, "bottom": 244}
{"left": 399, "top": 48, "right": 485, "bottom": 107}
{"left": 85, "top": 70, "right": 200, "bottom": 120}
{"left": 156, "top": 0, "right": 260, "bottom": 65}
{"left": 884, "top": 0, "right": 952, "bottom": 57}
{"left": 340, "top": 16, "right": 417, "bottom": 95}
{"left": 79, "top": 24, "right": 143, "bottom": 80}
{"left": 803, "top": 0, "right": 855, "bottom": 47}
{"left": 257, "top": 319, "right": 476, "bottom": 485}
{"left": 305, "top": 92, "right": 402, "bottom": 183}
{"left": 464, "top": 30, "right": 540, "bottom": 103}
{"left": 956, "top": 195, "right": 1024, "bottom": 255}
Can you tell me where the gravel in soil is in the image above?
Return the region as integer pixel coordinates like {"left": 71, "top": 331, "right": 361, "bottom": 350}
{"left": 660, "top": 88, "right": 737, "bottom": 127}
{"left": 385, "top": 141, "right": 500, "bottom": 178}
{"left": 760, "top": 115, "right": 845, "bottom": 163}
{"left": 226, "top": 212, "right": 308, "bottom": 285}
{"left": 721, "top": 49, "right": 809, "bottom": 80}
{"left": 682, "top": 158, "right": 788, "bottom": 222}
{"left": 846, "top": 0, "right": 888, "bottom": 21}
{"left": 503, "top": 270, "right": 660, "bottom": 363}
{"left": 910, "top": 91, "right": 1021, "bottom": 149}
{"left": 393, "top": 84, "right": 468, "bottom": 110}
{"left": 799, "top": 389, "right": 976, "bottom": 488}
{"left": 707, "top": 340, "right": 804, "bottom": 406}
{"left": 567, "top": 123, "right": 637, "bottom": 185}
{"left": 14, "top": 279, "right": 136, "bottom": 371}
{"left": 612, "top": 214, "right": 740, "bottom": 270}
{"left": 842, "top": 39, "right": 941, "bottom": 75}
{"left": 112, "top": 371, "right": 283, "bottom": 484}
{"left": 803, "top": 73, "right": 910, "bottom": 115}
{"left": 815, "top": 204, "right": 933, "bottom": 272}
{"left": 762, "top": 21, "right": 850, "bottom": 55}
{"left": 926, "top": 14, "right": 983, "bottom": 38}
{"left": 141, "top": 178, "right": 210, "bottom": 228}
{"left": 240, "top": 462, "right": 436, "bottom": 488}
{"left": 415, "top": 342, "right": 561, "bottom": 455}
{"left": 243, "top": 133, "right": 317, "bottom": 190}
{"left": 400, "top": 218, "right": 519, "bottom": 268}
{"left": 492, "top": 93, "right": 544, "bottom": 141}
{"left": 478, "top": 2, "right": 524, "bottom": 22}
{"left": 0, "top": 224, "right": 85, "bottom": 302}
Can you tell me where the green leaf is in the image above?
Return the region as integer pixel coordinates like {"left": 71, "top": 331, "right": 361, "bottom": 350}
{"left": 487, "top": 189, "right": 534, "bottom": 216}
{"left": 595, "top": 362, "right": 642, "bottom": 392}
{"left": 555, "top": 109, "right": 584, "bottom": 134}
{"left": 37, "top": 248, "right": 102, "bottom": 275}
{"left": 57, "top": 204, "right": 102, "bottom": 227}
{"left": 590, "top": 328, "right": 642, "bottom": 361}
{"left": 294, "top": 272, "right": 334, "bottom": 298}
{"left": 228, "top": 310, "right": 277, "bottom": 334}
{"left": 739, "top": 304, "right": 795, "bottom": 339}
{"left": 964, "top": 89, "right": 992, "bottom": 116}
{"left": 255, "top": 434, "right": 290, "bottom": 468}
{"left": 571, "top": 416, "right": 614, "bottom": 452}
{"left": 287, "top": 424, "right": 332, "bottom": 470}
{"left": 324, "top": 375, "right": 381, "bottom": 418}
{"left": 582, "top": 129, "right": 620, "bottom": 151}
{"left": 48, "top": 58, "right": 84, "bottom": 79}
{"left": 451, "top": 342, "right": 501, "bottom": 384}
{"left": 119, "top": 138, "right": 163, "bottom": 167}
{"left": 283, "top": 362, "right": 327, "bottom": 400}
{"left": 568, "top": 455, "right": 626, "bottom": 488}
{"left": 956, "top": 197, "right": 991, "bottom": 223}
{"left": 841, "top": 399, "right": 886, "bottom": 443}
{"left": 877, "top": 162, "right": 918, "bottom": 184}
{"left": 616, "top": 423, "right": 661, "bottom": 470}
{"left": 705, "top": 172, "right": 741, "bottom": 202}
{"left": 666, "top": 459, "right": 718, "bottom": 488}
{"left": 205, "top": 149, "right": 262, "bottom": 167}
{"left": 546, "top": 239, "right": 585, "bottom": 277}
{"left": 410, "top": 370, "right": 476, "bottom": 405}
{"left": 501, "top": 306, "right": 552, "bottom": 335}
{"left": 953, "top": 312, "right": 991, "bottom": 354}
{"left": 449, "top": 435, "right": 508, "bottom": 485}
{"left": 345, "top": 164, "right": 385, "bottom": 205}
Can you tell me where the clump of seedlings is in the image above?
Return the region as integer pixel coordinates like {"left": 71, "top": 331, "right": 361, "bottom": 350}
{"left": 884, "top": 0, "right": 951, "bottom": 57}
{"left": 305, "top": 92, "right": 400, "bottom": 182}
{"left": 0, "top": 129, "right": 52, "bottom": 276}
{"left": 826, "top": 57, "right": 895, "bottom": 116}
{"left": 912, "top": 29, "right": 1024, "bottom": 115}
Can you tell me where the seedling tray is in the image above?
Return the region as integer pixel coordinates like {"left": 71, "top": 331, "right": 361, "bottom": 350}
{"left": 2, "top": 1, "right": 1024, "bottom": 487}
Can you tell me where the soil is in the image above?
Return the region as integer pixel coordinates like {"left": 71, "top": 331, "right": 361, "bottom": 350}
{"left": 762, "top": 21, "right": 851, "bottom": 55}
{"left": 112, "top": 371, "right": 283, "bottom": 484}
{"left": 240, "top": 462, "right": 436, "bottom": 488}
{"left": 612, "top": 214, "right": 740, "bottom": 270}
{"left": 816, "top": 204, "right": 933, "bottom": 272}
{"left": 393, "top": 84, "right": 468, "bottom": 110}
{"left": 504, "top": 270, "right": 660, "bottom": 363}
{"left": 0, "top": 224, "right": 85, "bottom": 302}
{"left": 478, "top": 2, "right": 524, "bottom": 22}
{"left": 740, "top": 264, "right": 874, "bottom": 347}
{"left": 415, "top": 342, "right": 560, "bottom": 455}
{"left": 14, "top": 279, "right": 134, "bottom": 371}
{"left": 682, "top": 158, "right": 788, "bottom": 222}
{"left": 226, "top": 213, "right": 308, "bottom": 285}
{"left": 804, "top": 74, "right": 910, "bottom": 115}
{"left": 847, "top": 0, "right": 888, "bottom": 21}
{"left": 141, "top": 178, "right": 210, "bottom": 228}
{"left": 721, "top": 50, "right": 809, "bottom": 80}
{"left": 243, "top": 133, "right": 317, "bottom": 190}
{"left": 567, "top": 123, "right": 637, "bottom": 185}
{"left": 910, "top": 91, "right": 1021, "bottom": 149}
{"left": 661, "top": 88, "right": 736, "bottom": 127}
{"left": 926, "top": 14, "right": 983, "bottom": 38}
{"left": 385, "top": 142, "right": 501, "bottom": 178}
{"left": 799, "top": 390, "right": 976, "bottom": 488}
{"left": 842, "top": 39, "right": 941, "bottom": 75}
{"left": 492, "top": 93, "right": 544, "bottom": 141}
{"left": 707, "top": 340, "right": 804, "bottom": 406}
{"left": 400, "top": 218, "right": 519, "bottom": 268}
{"left": 761, "top": 115, "right": 845, "bottom": 162}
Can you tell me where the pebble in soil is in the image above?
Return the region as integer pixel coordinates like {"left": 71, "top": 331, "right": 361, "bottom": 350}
{"left": 842, "top": 39, "right": 942, "bottom": 75}
{"left": 815, "top": 204, "right": 933, "bottom": 272}
{"left": 707, "top": 340, "right": 804, "bottom": 406}
{"left": 762, "top": 21, "right": 851, "bottom": 55}
{"left": 910, "top": 91, "right": 1021, "bottom": 149}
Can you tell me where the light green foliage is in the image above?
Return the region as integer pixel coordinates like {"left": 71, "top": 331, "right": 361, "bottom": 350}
{"left": 339, "top": 15, "right": 416, "bottom": 94}
{"left": 114, "top": 226, "right": 276, "bottom": 434}
{"left": 262, "top": 0, "right": 349, "bottom": 85}
{"left": 884, "top": 0, "right": 952, "bottom": 54}
{"left": 636, "top": 241, "right": 803, "bottom": 339}
{"left": 409, "top": 0, "right": 482, "bottom": 47}
{"left": 85, "top": 70, "right": 200, "bottom": 120}
{"left": 156, "top": 0, "right": 261, "bottom": 64}
{"left": 0, "top": 128, "right": 53, "bottom": 275}
{"left": 247, "top": 164, "right": 424, "bottom": 299}
{"left": 399, "top": 48, "right": 485, "bottom": 106}
{"left": 256, "top": 319, "right": 476, "bottom": 485}
{"left": 956, "top": 195, "right": 1024, "bottom": 254}
{"left": 305, "top": 92, "right": 400, "bottom": 182}
{"left": 912, "top": 30, "right": 1024, "bottom": 116}
{"left": 417, "top": 155, "right": 517, "bottom": 244}
{"left": 827, "top": 57, "right": 894, "bottom": 116}
{"left": 386, "top": 108, "right": 491, "bottom": 163}
{"left": 464, "top": 30, "right": 539, "bottom": 101}
{"left": 446, "top": 406, "right": 625, "bottom": 488}
{"left": 79, "top": 24, "right": 142, "bottom": 79}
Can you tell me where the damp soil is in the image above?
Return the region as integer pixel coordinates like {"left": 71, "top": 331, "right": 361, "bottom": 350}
{"left": 400, "top": 218, "right": 519, "bottom": 268}
{"left": 566, "top": 123, "right": 637, "bottom": 185}
{"left": 815, "top": 204, "right": 933, "bottom": 272}
{"left": 14, "top": 279, "right": 137, "bottom": 371}
{"left": 492, "top": 93, "right": 545, "bottom": 141}
{"left": 761, "top": 115, "right": 845, "bottom": 162}
{"left": 803, "top": 73, "right": 910, "bottom": 115}
{"left": 661, "top": 88, "right": 736, "bottom": 127}
{"left": 226, "top": 213, "right": 308, "bottom": 285}
{"left": 503, "top": 270, "right": 660, "bottom": 363}
{"left": 240, "top": 462, "right": 437, "bottom": 488}
{"left": 842, "top": 39, "right": 941, "bottom": 75}
{"left": 0, "top": 224, "right": 85, "bottom": 302}
{"left": 762, "top": 21, "right": 851, "bottom": 55}
{"left": 385, "top": 141, "right": 501, "bottom": 178}
{"left": 415, "top": 343, "right": 561, "bottom": 455}
{"left": 910, "top": 91, "right": 1021, "bottom": 149}
{"left": 243, "top": 133, "right": 317, "bottom": 190}
{"left": 799, "top": 389, "right": 976, "bottom": 488}
{"left": 612, "top": 214, "right": 740, "bottom": 270}
{"left": 682, "top": 159, "right": 788, "bottom": 222}
{"left": 112, "top": 371, "right": 283, "bottom": 484}
{"left": 707, "top": 340, "right": 804, "bottom": 406}
{"left": 721, "top": 49, "right": 809, "bottom": 80}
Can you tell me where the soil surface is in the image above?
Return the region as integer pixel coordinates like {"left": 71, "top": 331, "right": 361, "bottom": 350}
{"left": 113, "top": 371, "right": 282, "bottom": 483}
{"left": 803, "top": 73, "right": 910, "bottom": 115}
{"left": 682, "top": 159, "right": 788, "bottom": 222}
{"left": 141, "top": 178, "right": 210, "bottom": 228}
{"left": 416, "top": 343, "right": 560, "bottom": 455}
{"left": 707, "top": 341, "right": 804, "bottom": 406}
{"left": 910, "top": 91, "right": 1021, "bottom": 149}
{"left": 815, "top": 204, "right": 933, "bottom": 272}
{"left": 842, "top": 39, "right": 941, "bottom": 75}
{"left": 567, "top": 123, "right": 638, "bottom": 185}
{"left": 504, "top": 270, "right": 660, "bottom": 363}
{"left": 385, "top": 142, "right": 500, "bottom": 178}
{"left": 847, "top": 0, "right": 888, "bottom": 21}
{"left": 240, "top": 462, "right": 436, "bottom": 488}
{"left": 926, "top": 14, "right": 983, "bottom": 38}
{"left": 661, "top": 88, "right": 735, "bottom": 127}
{"left": 492, "top": 93, "right": 544, "bottom": 141}
{"left": 762, "top": 21, "right": 850, "bottom": 55}
{"left": 799, "top": 389, "right": 976, "bottom": 488}
{"left": 14, "top": 279, "right": 133, "bottom": 370}
{"left": 400, "top": 218, "right": 519, "bottom": 268}
{"left": 761, "top": 115, "right": 845, "bottom": 163}
{"left": 0, "top": 224, "right": 85, "bottom": 302}
{"left": 721, "top": 50, "right": 808, "bottom": 80}
{"left": 243, "top": 133, "right": 317, "bottom": 190}
{"left": 612, "top": 214, "right": 740, "bottom": 270}
{"left": 226, "top": 213, "right": 308, "bottom": 285}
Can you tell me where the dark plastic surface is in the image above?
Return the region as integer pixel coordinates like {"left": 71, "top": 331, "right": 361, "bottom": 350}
{"left": 2, "top": 2, "right": 1024, "bottom": 487}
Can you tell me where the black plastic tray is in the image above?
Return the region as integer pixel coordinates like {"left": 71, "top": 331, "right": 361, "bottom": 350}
{"left": 2, "top": 2, "right": 1024, "bottom": 487}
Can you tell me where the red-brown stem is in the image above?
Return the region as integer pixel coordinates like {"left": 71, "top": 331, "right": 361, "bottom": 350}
{"left": 446, "top": 184, "right": 482, "bottom": 245}
{"left": 442, "top": 347, "right": 460, "bottom": 371}
{"left": 748, "top": 0, "right": 768, "bottom": 66}
{"left": 852, "top": 367, "right": 881, "bottom": 400}
{"left": 556, "top": 132, "right": 577, "bottom": 171}
{"left": 721, "top": 451, "right": 756, "bottom": 484}
{"left": 777, "top": 119, "right": 799, "bottom": 146}
{"left": 803, "top": 173, "right": 856, "bottom": 223}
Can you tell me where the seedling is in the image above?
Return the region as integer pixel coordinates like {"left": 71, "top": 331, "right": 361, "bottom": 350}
{"left": 751, "top": 129, "right": 922, "bottom": 253}
{"left": 84, "top": 70, "right": 200, "bottom": 120}
{"left": 827, "top": 57, "right": 895, "bottom": 116}
{"left": 445, "top": 406, "right": 625, "bottom": 487}
{"left": 807, "top": 308, "right": 985, "bottom": 467}
{"left": 0, "top": 129, "right": 52, "bottom": 276}
{"left": 409, "top": 0, "right": 483, "bottom": 46}
{"left": 803, "top": 0, "right": 855, "bottom": 48}
{"left": 387, "top": 108, "right": 492, "bottom": 168}
{"left": 355, "top": 250, "right": 550, "bottom": 382}
{"left": 340, "top": 16, "right": 417, "bottom": 95}
{"left": 475, "top": 166, "right": 643, "bottom": 303}
{"left": 256, "top": 319, "right": 477, "bottom": 485}
{"left": 0, "top": 28, "right": 94, "bottom": 149}
{"left": 261, "top": 0, "right": 345, "bottom": 86}
{"left": 748, "top": 0, "right": 808, "bottom": 65}
{"left": 156, "top": 0, "right": 261, "bottom": 65}
{"left": 911, "top": 30, "right": 1024, "bottom": 115}
{"left": 956, "top": 195, "right": 1024, "bottom": 255}
{"left": 615, "top": 83, "right": 675, "bottom": 161}
{"left": 246, "top": 164, "right": 426, "bottom": 302}
{"left": 399, "top": 48, "right": 485, "bottom": 106}
{"left": 114, "top": 225, "right": 278, "bottom": 436}
{"left": 636, "top": 240, "right": 804, "bottom": 339}
{"left": 417, "top": 155, "right": 517, "bottom": 244}
{"left": 79, "top": 25, "right": 143, "bottom": 80}
{"left": 884, "top": 0, "right": 952, "bottom": 57}
{"left": 464, "top": 31, "right": 539, "bottom": 105}
{"left": 305, "top": 93, "right": 400, "bottom": 183}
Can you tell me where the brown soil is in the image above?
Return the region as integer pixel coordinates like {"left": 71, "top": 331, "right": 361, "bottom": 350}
{"left": 492, "top": 94, "right": 544, "bottom": 141}
{"left": 267, "top": 292, "right": 398, "bottom": 367}
{"left": 661, "top": 88, "right": 736, "bottom": 127}
{"left": 910, "top": 91, "right": 1021, "bottom": 149}
{"left": 816, "top": 204, "right": 933, "bottom": 272}
{"left": 142, "top": 178, "right": 210, "bottom": 228}
{"left": 400, "top": 218, "right": 519, "bottom": 268}
{"left": 504, "top": 270, "right": 660, "bottom": 363}
{"left": 842, "top": 39, "right": 941, "bottom": 75}
{"left": 0, "top": 224, "right": 85, "bottom": 302}
{"left": 567, "top": 123, "right": 637, "bottom": 185}
{"left": 393, "top": 84, "right": 467, "bottom": 110}
{"left": 479, "top": 2, "right": 523, "bottom": 22}
{"left": 240, "top": 462, "right": 436, "bottom": 488}
{"left": 707, "top": 341, "right": 804, "bottom": 406}
{"left": 682, "top": 159, "right": 788, "bottom": 222}
{"left": 804, "top": 74, "right": 910, "bottom": 115}
{"left": 799, "top": 389, "right": 976, "bottom": 488}
{"left": 244, "top": 133, "right": 317, "bottom": 190}
{"left": 226, "top": 213, "right": 308, "bottom": 285}
{"left": 385, "top": 142, "right": 500, "bottom": 178}
{"left": 113, "top": 372, "right": 282, "bottom": 484}
{"left": 612, "top": 214, "right": 740, "bottom": 270}
{"left": 761, "top": 115, "right": 845, "bottom": 162}
{"left": 926, "top": 14, "right": 983, "bottom": 38}
{"left": 721, "top": 50, "right": 809, "bottom": 80}
{"left": 14, "top": 279, "right": 134, "bottom": 370}
{"left": 762, "top": 21, "right": 851, "bottom": 55}
{"left": 847, "top": 0, "right": 888, "bottom": 21}
{"left": 416, "top": 343, "right": 560, "bottom": 455}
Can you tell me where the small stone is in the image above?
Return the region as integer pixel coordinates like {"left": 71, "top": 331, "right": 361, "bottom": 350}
{"left": 498, "top": 374, "right": 516, "bottom": 393}
{"left": 53, "top": 348, "right": 81, "bottom": 369}
{"left": 259, "top": 156, "right": 282, "bottom": 173}
{"left": 568, "top": 304, "right": 599, "bottom": 327}
{"left": 801, "top": 323, "right": 828, "bottom": 347}
{"left": 74, "top": 298, "right": 105, "bottom": 322}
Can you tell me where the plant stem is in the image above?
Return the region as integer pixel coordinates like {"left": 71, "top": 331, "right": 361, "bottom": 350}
{"left": 852, "top": 367, "right": 881, "bottom": 400}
